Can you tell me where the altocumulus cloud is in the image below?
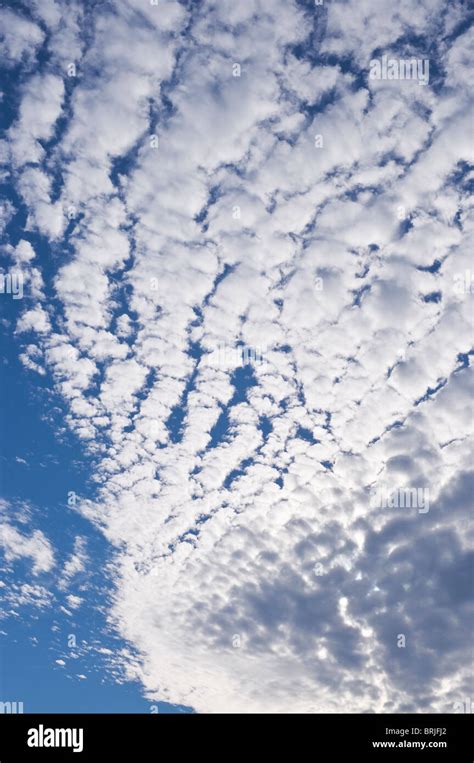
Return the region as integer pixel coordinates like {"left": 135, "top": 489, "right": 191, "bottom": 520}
{"left": 1, "top": 0, "right": 473, "bottom": 712}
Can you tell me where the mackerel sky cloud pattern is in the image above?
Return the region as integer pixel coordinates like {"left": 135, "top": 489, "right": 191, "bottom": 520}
{"left": 0, "top": 0, "right": 473, "bottom": 713}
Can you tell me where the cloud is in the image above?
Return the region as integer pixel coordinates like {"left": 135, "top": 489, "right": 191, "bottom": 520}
{"left": 0, "top": 501, "right": 55, "bottom": 576}
{"left": 0, "top": 8, "right": 44, "bottom": 68}
{"left": 8, "top": 73, "right": 65, "bottom": 167}
{"left": 3, "top": 0, "right": 473, "bottom": 712}
{"left": 58, "top": 536, "right": 88, "bottom": 591}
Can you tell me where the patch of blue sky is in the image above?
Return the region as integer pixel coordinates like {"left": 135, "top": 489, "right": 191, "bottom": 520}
{"left": 295, "top": 426, "right": 319, "bottom": 445}
{"left": 422, "top": 291, "right": 442, "bottom": 303}
{"left": 417, "top": 259, "right": 443, "bottom": 273}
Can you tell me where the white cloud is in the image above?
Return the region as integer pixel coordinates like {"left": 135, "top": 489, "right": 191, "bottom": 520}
{"left": 58, "top": 536, "right": 88, "bottom": 590}
{"left": 0, "top": 515, "right": 54, "bottom": 576}
{"left": 0, "top": 9, "right": 44, "bottom": 67}
{"left": 5, "top": 0, "right": 473, "bottom": 714}
{"left": 9, "top": 74, "right": 65, "bottom": 166}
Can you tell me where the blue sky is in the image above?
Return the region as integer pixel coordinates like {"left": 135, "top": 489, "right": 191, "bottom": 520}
{"left": 0, "top": 0, "right": 473, "bottom": 714}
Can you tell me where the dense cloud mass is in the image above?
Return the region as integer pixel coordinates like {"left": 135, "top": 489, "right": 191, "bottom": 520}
{"left": 1, "top": 0, "right": 473, "bottom": 712}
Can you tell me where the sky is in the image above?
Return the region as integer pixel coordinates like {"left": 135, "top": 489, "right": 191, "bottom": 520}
{"left": 0, "top": 0, "right": 473, "bottom": 714}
